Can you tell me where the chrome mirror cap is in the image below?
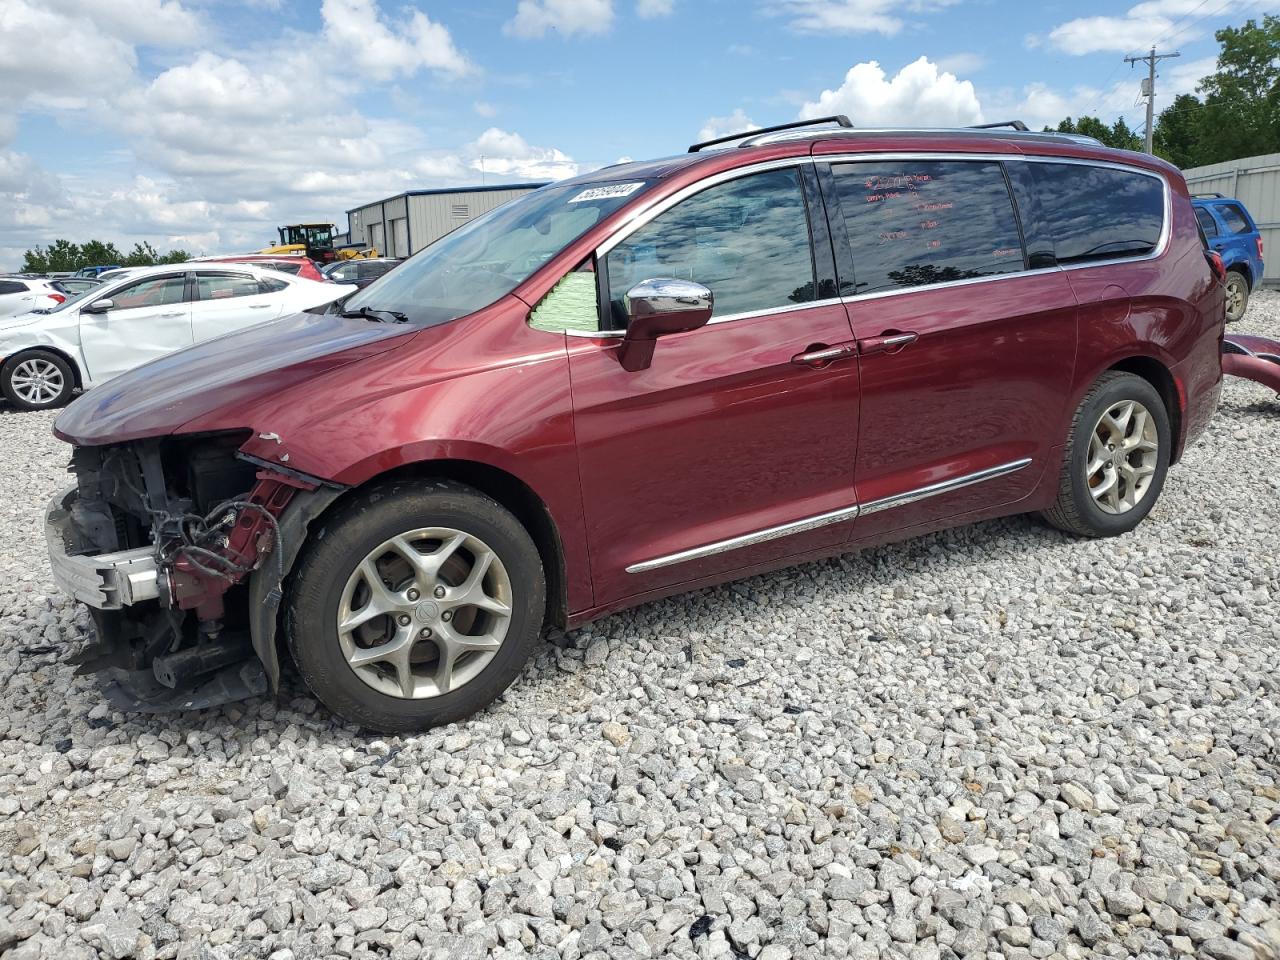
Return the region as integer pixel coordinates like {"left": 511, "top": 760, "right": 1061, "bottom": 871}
{"left": 619, "top": 278, "right": 714, "bottom": 373}
{"left": 625, "top": 278, "right": 713, "bottom": 317}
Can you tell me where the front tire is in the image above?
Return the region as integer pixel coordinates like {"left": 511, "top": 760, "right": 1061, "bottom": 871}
{"left": 1042, "top": 371, "right": 1171, "bottom": 538}
{"left": 1, "top": 350, "right": 75, "bottom": 410}
{"left": 1224, "top": 271, "right": 1249, "bottom": 322}
{"left": 286, "top": 480, "right": 546, "bottom": 732}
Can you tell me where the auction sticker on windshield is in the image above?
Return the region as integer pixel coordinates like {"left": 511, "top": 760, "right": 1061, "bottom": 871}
{"left": 568, "top": 182, "right": 645, "bottom": 203}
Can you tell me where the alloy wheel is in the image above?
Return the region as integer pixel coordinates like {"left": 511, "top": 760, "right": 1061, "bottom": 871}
{"left": 1225, "top": 275, "right": 1246, "bottom": 321}
{"left": 337, "top": 527, "right": 513, "bottom": 699}
{"left": 10, "top": 358, "right": 65, "bottom": 406}
{"left": 1086, "top": 399, "right": 1159, "bottom": 515}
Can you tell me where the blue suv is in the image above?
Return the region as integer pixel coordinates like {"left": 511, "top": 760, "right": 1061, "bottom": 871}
{"left": 1192, "top": 194, "right": 1265, "bottom": 321}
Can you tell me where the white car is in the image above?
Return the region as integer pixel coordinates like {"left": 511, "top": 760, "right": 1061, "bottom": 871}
{"left": 0, "top": 263, "right": 355, "bottom": 410}
{"left": 0, "top": 277, "right": 70, "bottom": 318}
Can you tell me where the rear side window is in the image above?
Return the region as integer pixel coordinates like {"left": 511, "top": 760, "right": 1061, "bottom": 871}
{"left": 1218, "top": 203, "right": 1252, "bottom": 234}
{"left": 196, "top": 273, "right": 262, "bottom": 301}
{"left": 258, "top": 277, "right": 289, "bottom": 294}
{"left": 829, "top": 160, "right": 1024, "bottom": 295}
{"left": 0, "top": 280, "right": 28, "bottom": 295}
{"left": 1195, "top": 207, "right": 1219, "bottom": 237}
{"left": 1031, "top": 163, "right": 1164, "bottom": 265}
{"left": 265, "top": 261, "right": 302, "bottom": 275}
{"left": 359, "top": 260, "right": 395, "bottom": 280}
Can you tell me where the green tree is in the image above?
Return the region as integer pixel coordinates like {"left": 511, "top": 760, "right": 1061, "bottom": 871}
{"left": 123, "top": 241, "right": 160, "bottom": 267}
{"left": 78, "top": 240, "right": 125, "bottom": 267}
{"left": 158, "top": 249, "right": 192, "bottom": 265}
{"left": 1108, "top": 117, "right": 1143, "bottom": 152}
{"left": 1154, "top": 94, "right": 1207, "bottom": 168}
{"left": 1196, "top": 15, "right": 1280, "bottom": 164}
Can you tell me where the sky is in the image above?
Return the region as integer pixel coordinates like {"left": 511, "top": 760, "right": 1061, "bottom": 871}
{"left": 0, "top": 0, "right": 1268, "bottom": 269}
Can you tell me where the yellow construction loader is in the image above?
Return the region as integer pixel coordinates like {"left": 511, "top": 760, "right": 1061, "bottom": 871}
{"left": 262, "top": 223, "right": 379, "bottom": 263}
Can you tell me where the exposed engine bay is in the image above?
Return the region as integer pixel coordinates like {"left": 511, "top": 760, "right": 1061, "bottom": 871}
{"left": 47, "top": 432, "right": 343, "bottom": 711}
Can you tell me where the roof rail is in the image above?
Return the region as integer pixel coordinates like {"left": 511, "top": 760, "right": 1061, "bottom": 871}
{"left": 1192, "top": 192, "right": 1227, "bottom": 199}
{"left": 688, "top": 115, "right": 852, "bottom": 153}
{"left": 970, "top": 120, "right": 1029, "bottom": 131}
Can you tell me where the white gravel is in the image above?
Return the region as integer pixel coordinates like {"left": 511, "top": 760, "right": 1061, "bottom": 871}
{"left": 2, "top": 293, "right": 1279, "bottom": 960}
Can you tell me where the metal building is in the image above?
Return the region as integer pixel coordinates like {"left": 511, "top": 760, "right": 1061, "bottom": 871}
{"left": 344, "top": 183, "right": 547, "bottom": 259}
{"left": 1183, "top": 152, "right": 1279, "bottom": 287}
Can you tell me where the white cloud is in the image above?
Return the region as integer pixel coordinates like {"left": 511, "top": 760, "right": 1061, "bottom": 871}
{"left": 637, "top": 0, "right": 674, "bottom": 17}
{"left": 469, "top": 128, "right": 579, "bottom": 181}
{"left": 697, "top": 109, "right": 758, "bottom": 144}
{"left": 474, "top": 101, "right": 498, "bottom": 118}
{"left": 1047, "top": 0, "right": 1270, "bottom": 55}
{"left": 321, "top": 0, "right": 472, "bottom": 79}
{"left": 47, "top": 0, "right": 203, "bottom": 45}
{"left": 766, "top": 0, "right": 961, "bottom": 37}
{"left": 505, "top": 0, "right": 615, "bottom": 37}
{"left": 799, "top": 57, "right": 983, "bottom": 126}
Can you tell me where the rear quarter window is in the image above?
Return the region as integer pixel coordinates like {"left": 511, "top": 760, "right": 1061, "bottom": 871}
{"left": 0, "top": 280, "right": 28, "bottom": 295}
{"left": 1030, "top": 162, "right": 1164, "bottom": 265}
{"left": 1218, "top": 203, "right": 1252, "bottom": 234}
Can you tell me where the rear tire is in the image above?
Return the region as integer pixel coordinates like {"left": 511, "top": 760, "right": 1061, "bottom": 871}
{"left": 285, "top": 479, "right": 545, "bottom": 732}
{"left": 1041, "top": 372, "right": 1171, "bottom": 538}
{"left": 1224, "top": 271, "right": 1249, "bottom": 322}
{"left": 1, "top": 349, "right": 75, "bottom": 411}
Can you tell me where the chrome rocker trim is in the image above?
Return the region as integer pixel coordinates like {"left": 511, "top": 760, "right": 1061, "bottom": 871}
{"left": 625, "top": 457, "right": 1033, "bottom": 574}
{"left": 46, "top": 487, "right": 159, "bottom": 610}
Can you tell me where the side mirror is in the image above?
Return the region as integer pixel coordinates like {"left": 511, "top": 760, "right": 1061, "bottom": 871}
{"left": 617, "top": 278, "right": 713, "bottom": 372}
{"left": 83, "top": 298, "right": 114, "bottom": 314}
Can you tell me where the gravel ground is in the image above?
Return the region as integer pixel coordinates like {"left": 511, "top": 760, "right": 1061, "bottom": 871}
{"left": 2, "top": 294, "right": 1279, "bottom": 960}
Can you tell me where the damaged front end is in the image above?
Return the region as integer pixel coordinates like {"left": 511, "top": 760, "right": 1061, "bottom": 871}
{"left": 45, "top": 432, "right": 343, "bottom": 712}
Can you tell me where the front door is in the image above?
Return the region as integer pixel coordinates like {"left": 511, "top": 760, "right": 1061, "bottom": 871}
{"left": 78, "top": 273, "right": 192, "bottom": 384}
{"left": 820, "top": 157, "right": 1078, "bottom": 539}
{"left": 568, "top": 165, "right": 862, "bottom": 605}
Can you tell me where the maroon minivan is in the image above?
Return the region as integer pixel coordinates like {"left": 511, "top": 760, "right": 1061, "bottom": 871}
{"left": 47, "top": 118, "right": 1224, "bottom": 731}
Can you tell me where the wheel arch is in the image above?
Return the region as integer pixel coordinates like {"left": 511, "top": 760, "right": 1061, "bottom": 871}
{"left": 1106, "top": 354, "right": 1184, "bottom": 463}
{"left": 1226, "top": 261, "right": 1253, "bottom": 289}
{"left": 2, "top": 344, "right": 84, "bottom": 390}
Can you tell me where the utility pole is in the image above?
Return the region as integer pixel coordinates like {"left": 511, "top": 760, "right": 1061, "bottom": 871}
{"left": 1125, "top": 46, "right": 1180, "bottom": 154}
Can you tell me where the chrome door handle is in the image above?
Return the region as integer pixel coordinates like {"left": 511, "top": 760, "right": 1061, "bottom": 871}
{"left": 857, "top": 332, "right": 918, "bottom": 356}
{"left": 791, "top": 342, "right": 857, "bottom": 368}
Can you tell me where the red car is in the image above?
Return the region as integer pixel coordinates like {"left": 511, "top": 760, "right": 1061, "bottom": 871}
{"left": 47, "top": 118, "right": 1223, "bottom": 731}
{"left": 199, "top": 254, "right": 328, "bottom": 282}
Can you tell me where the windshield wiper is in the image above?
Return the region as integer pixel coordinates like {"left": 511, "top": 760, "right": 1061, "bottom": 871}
{"left": 339, "top": 305, "right": 409, "bottom": 323}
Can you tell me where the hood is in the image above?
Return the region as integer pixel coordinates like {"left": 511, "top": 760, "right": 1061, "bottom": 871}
{"left": 0, "top": 311, "right": 46, "bottom": 332}
{"left": 54, "top": 310, "right": 418, "bottom": 445}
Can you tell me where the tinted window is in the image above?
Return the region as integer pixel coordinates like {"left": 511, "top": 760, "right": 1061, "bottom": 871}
{"left": 0, "top": 280, "right": 28, "bottom": 295}
{"left": 830, "top": 161, "right": 1023, "bottom": 295}
{"left": 112, "top": 276, "right": 186, "bottom": 309}
{"left": 258, "top": 277, "right": 289, "bottom": 294}
{"left": 327, "top": 263, "right": 358, "bottom": 281}
{"left": 606, "top": 168, "right": 816, "bottom": 323}
{"left": 196, "top": 273, "right": 261, "bottom": 301}
{"left": 1219, "top": 204, "right": 1251, "bottom": 234}
{"left": 359, "top": 260, "right": 395, "bottom": 280}
{"left": 1195, "top": 207, "right": 1219, "bottom": 237}
{"left": 1031, "top": 163, "right": 1164, "bottom": 265}
{"left": 263, "top": 261, "right": 302, "bottom": 275}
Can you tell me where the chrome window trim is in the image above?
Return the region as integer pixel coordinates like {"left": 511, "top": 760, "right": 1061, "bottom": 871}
{"left": 625, "top": 457, "right": 1033, "bottom": 574}
{"left": 583, "top": 151, "right": 1171, "bottom": 334}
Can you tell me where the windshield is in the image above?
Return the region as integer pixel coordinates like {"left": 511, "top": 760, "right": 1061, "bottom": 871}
{"left": 345, "top": 179, "right": 649, "bottom": 326}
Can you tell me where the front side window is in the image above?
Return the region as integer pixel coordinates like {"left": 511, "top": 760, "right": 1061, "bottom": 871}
{"left": 196, "top": 273, "right": 262, "bottom": 301}
{"left": 111, "top": 276, "right": 186, "bottom": 309}
{"left": 1219, "top": 204, "right": 1252, "bottom": 234}
{"left": 1195, "top": 207, "right": 1219, "bottom": 237}
{"left": 605, "top": 168, "right": 816, "bottom": 324}
{"left": 830, "top": 160, "right": 1024, "bottom": 295}
{"left": 345, "top": 180, "right": 650, "bottom": 327}
{"left": 1030, "top": 162, "right": 1164, "bottom": 265}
